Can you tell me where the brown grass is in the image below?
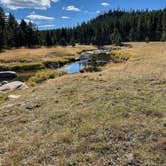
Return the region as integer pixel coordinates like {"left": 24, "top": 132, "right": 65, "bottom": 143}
{"left": 0, "top": 45, "right": 95, "bottom": 63}
{"left": 0, "top": 42, "right": 165, "bottom": 165}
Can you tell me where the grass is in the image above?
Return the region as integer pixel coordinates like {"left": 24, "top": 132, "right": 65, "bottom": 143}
{"left": 27, "top": 69, "right": 67, "bottom": 86}
{"left": 0, "top": 45, "right": 95, "bottom": 71}
{"left": 0, "top": 42, "right": 165, "bottom": 165}
{"left": 0, "top": 45, "right": 95, "bottom": 63}
{"left": 0, "top": 62, "right": 45, "bottom": 71}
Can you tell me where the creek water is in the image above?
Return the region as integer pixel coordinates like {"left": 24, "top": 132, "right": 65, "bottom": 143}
{"left": 59, "top": 49, "right": 110, "bottom": 73}
{"left": 59, "top": 60, "right": 88, "bottom": 73}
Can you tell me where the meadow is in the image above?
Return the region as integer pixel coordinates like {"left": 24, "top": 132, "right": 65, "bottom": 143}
{"left": 0, "top": 42, "right": 165, "bottom": 165}
{"left": 0, "top": 45, "right": 96, "bottom": 83}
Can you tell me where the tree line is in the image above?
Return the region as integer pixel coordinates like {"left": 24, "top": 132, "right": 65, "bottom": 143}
{"left": 0, "top": 7, "right": 166, "bottom": 51}
{"left": 0, "top": 7, "right": 40, "bottom": 51}
{"left": 42, "top": 8, "right": 166, "bottom": 47}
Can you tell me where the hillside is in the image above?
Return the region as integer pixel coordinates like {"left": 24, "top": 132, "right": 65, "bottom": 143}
{"left": 0, "top": 42, "right": 165, "bottom": 165}
{"left": 42, "top": 9, "right": 166, "bottom": 46}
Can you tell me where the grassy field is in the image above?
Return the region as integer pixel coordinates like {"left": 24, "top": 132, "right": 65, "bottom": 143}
{"left": 0, "top": 42, "right": 165, "bottom": 165}
{"left": 0, "top": 45, "right": 95, "bottom": 63}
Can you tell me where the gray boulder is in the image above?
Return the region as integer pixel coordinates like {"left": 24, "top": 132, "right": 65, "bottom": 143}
{"left": 0, "top": 71, "right": 17, "bottom": 81}
{"left": 0, "top": 81, "right": 28, "bottom": 93}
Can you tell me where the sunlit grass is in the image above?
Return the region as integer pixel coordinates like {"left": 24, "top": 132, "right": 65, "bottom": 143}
{"left": 27, "top": 69, "right": 67, "bottom": 86}
{"left": 0, "top": 42, "right": 166, "bottom": 165}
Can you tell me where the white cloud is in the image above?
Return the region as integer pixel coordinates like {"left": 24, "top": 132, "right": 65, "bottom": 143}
{"left": 101, "top": 2, "right": 110, "bottom": 6}
{"left": 61, "top": 16, "right": 70, "bottom": 19}
{"left": 17, "top": 19, "right": 35, "bottom": 24}
{"left": 96, "top": 10, "right": 101, "bottom": 14}
{"left": 63, "top": 5, "right": 80, "bottom": 12}
{"left": 39, "top": 24, "right": 55, "bottom": 28}
{"left": 0, "top": 0, "right": 59, "bottom": 10}
{"left": 5, "top": 12, "right": 9, "bottom": 16}
{"left": 27, "top": 14, "right": 54, "bottom": 20}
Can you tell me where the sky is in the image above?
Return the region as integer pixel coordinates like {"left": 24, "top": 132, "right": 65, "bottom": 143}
{"left": 0, "top": 0, "right": 166, "bottom": 30}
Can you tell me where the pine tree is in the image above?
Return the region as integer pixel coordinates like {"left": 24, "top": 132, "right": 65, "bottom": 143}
{"left": 46, "top": 31, "right": 52, "bottom": 47}
{"left": 59, "top": 38, "right": 67, "bottom": 47}
{"left": 161, "top": 9, "right": 166, "bottom": 41}
{"left": 70, "top": 38, "right": 75, "bottom": 47}
{"left": 0, "top": 7, "right": 6, "bottom": 51}
{"left": 20, "top": 20, "right": 28, "bottom": 46}
{"left": 93, "top": 30, "right": 105, "bottom": 49}
{"left": 111, "top": 29, "right": 122, "bottom": 46}
{"left": 6, "top": 13, "right": 18, "bottom": 48}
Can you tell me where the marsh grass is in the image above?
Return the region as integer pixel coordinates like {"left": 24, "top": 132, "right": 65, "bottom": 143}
{"left": 0, "top": 62, "right": 45, "bottom": 71}
{"left": 0, "top": 45, "right": 96, "bottom": 63}
{"left": 27, "top": 69, "right": 67, "bottom": 86}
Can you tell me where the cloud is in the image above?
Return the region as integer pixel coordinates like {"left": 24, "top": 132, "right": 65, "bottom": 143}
{"left": 61, "top": 16, "right": 70, "bottom": 19}
{"left": 96, "top": 10, "right": 101, "bottom": 14}
{"left": 27, "top": 14, "right": 54, "bottom": 20}
{"left": 39, "top": 24, "right": 55, "bottom": 28}
{"left": 17, "top": 19, "right": 35, "bottom": 24}
{"left": 0, "top": 0, "right": 59, "bottom": 10}
{"left": 101, "top": 2, "right": 110, "bottom": 6}
{"left": 63, "top": 5, "right": 80, "bottom": 12}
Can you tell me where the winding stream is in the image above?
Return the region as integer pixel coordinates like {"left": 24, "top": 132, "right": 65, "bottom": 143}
{"left": 1, "top": 49, "right": 110, "bottom": 82}
{"left": 59, "top": 49, "right": 110, "bottom": 73}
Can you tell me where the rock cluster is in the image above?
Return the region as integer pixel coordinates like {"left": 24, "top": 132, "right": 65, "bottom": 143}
{"left": 0, "top": 71, "right": 28, "bottom": 93}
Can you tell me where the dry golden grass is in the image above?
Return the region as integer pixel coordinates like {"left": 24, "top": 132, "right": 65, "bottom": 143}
{"left": 0, "top": 42, "right": 165, "bottom": 165}
{"left": 0, "top": 45, "right": 95, "bottom": 63}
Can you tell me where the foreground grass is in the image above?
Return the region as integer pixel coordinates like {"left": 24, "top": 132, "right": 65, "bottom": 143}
{"left": 0, "top": 42, "right": 165, "bottom": 165}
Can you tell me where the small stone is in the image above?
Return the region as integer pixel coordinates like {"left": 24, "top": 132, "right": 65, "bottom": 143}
{"left": 8, "top": 95, "right": 21, "bottom": 100}
{"left": 125, "top": 153, "right": 134, "bottom": 161}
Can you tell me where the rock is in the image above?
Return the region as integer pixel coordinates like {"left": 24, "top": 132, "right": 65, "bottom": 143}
{"left": 126, "top": 153, "right": 134, "bottom": 161}
{"left": 44, "top": 61, "right": 59, "bottom": 69}
{"left": 0, "top": 71, "right": 17, "bottom": 81}
{"left": 1, "top": 81, "right": 8, "bottom": 85}
{"left": 0, "top": 81, "right": 28, "bottom": 93}
{"left": 8, "top": 95, "right": 21, "bottom": 100}
{"left": 80, "top": 49, "right": 110, "bottom": 60}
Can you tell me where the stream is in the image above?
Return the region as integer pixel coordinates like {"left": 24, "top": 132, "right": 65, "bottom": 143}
{"left": 59, "top": 49, "right": 110, "bottom": 73}
{"left": 59, "top": 59, "right": 88, "bottom": 73}
{"left": 1, "top": 49, "right": 110, "bottom": 82}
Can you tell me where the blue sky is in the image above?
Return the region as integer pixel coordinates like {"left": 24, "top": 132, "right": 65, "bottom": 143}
{"left": 0, "top": 0, "right": 166, "bottom": 30}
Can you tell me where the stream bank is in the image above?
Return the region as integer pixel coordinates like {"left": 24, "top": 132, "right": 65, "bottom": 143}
{"left": 0, "top": 49, "right": 112, "bottom": 89}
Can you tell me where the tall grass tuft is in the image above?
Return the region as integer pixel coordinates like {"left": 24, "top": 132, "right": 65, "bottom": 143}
{"left": 27, "top": 69, "right": 67, "bottom": 86}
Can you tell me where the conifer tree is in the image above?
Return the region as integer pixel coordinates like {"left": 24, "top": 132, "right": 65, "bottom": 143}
{"left": 0, "top": 7, "right": 5, "bottom": 51}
